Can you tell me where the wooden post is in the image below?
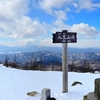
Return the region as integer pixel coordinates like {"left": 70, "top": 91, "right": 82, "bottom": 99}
{"left": 62, "top": 43, "right": 68, "bottom": 93}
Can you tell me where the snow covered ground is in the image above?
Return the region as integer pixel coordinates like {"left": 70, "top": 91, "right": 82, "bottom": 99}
{"left": 0, "top": 64, "right": 100, "bottom": 100}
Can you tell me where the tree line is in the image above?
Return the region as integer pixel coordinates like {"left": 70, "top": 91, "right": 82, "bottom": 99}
{"left": 69, "top": 60, "right": 100, "bottom": 73}
{"left": 3, "top": 54, "right": 100, "bottom": 72}
{"left": 3, "top": 53, "right": 44, "bottom": 70}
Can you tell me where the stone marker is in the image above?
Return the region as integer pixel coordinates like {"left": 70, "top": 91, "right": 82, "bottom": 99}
{"left": 94, "top": 78, "right": 100, "bottom": 100}
{"left": 40, "top": 88, "right": 51, "bottom": 100}
{"left": 83, "top": 92, "right": 98, "bottom": 100}
{"left": 83, "top": 78, "right": 100, "bottom": 100}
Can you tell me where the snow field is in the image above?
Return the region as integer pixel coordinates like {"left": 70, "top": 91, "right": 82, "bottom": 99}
{"left": 0, "top": 65, "right": 100, "bottom": 100}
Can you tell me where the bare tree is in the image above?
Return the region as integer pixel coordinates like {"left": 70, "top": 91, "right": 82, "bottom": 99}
{"left": 29, "top": 53, "right": 38, "bottom": 70}
{"left": 70, "top": 60, "right": 75, "bottom": 72}
{"left": 23, "top": 60, "right": 30, "bottom": 70}
{"left": 11, "top": 55, "right": 19, "bottom": 68}
{"left": 79, "top": 60, "right": 94, "bottom": 72}
{"left": 39, "top": 53, "right": 44, "bottom": 70}
{"left": 3, "top": 54, "right": 9, "bottom": 67}
{"left": 29, "top": 52, "right": 34, "bottom": 67}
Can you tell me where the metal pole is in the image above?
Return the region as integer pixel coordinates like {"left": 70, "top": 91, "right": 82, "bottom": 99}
{"left": 62, "top": 43, "right": 68, "bottom": 93}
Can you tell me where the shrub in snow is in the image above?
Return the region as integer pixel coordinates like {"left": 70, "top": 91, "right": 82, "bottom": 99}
{"left": 27, "top": 91, "right": 38, "bottom": 96}
{"left": 71, "top": 81, "right": 82, "bottom": 86}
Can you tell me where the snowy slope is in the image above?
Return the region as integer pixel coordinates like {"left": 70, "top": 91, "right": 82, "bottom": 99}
{"left": 0, "top": 64, "right": 100, "bottom": 100}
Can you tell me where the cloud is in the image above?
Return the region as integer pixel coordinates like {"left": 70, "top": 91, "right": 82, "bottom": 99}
{"left": 73, "top": 0, "right": 100, "bottom": 12}
{"left": 38, "top": 0, "right": 69, "bottom": 14}
{"left": 0, "top": 0, "right": 29, "bottom": 21}
{"left": 0, "top": 0, "right": 50, "bottom": 47}
{"left": 0, "top": 0, "right": 100, "bottom": 48}
{"left": 14, "top": 16, "right": 47, "bottom": 39}
{"left": 38, "top": 0, "right": 100, "bottom": 13}
{"left": 0, "top": 16, "right": 47, "bottom": 39}
{"left": 38, "top": 0, "right": 69, "bottom": 22}
{"left": 52, "top": 21, "right": 100, "bottom": 40}
{"left": 70, "top": 23, "right": 100, "bottom": 39}
{"left": 37, "top": 0, "right": 100, "bottom": 28}
{"left": 52, "top": 19, "right": 70, "bottom": 32}
{"left": 0, "top": 38, "right": 35, "bottom": 47}
{"left": 69, "top": 39, "right": 100, "bottom": 48}
{"left": 54, "top": 10, "right": 67, "bottom": 20}
{"left": 0, "top": 0, "right": 48, "bottom": 39}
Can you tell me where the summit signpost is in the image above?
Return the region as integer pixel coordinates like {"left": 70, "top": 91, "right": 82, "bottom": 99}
{"left": 53, "top": 31, "right": 77, "bottom": 43}
{"left": 52, "top": 30, "right": 77, "bottom": 93}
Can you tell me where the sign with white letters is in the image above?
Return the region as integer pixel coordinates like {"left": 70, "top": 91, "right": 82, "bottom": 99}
{"left": 52, "top": 31, "right": 77, "bottom": 43}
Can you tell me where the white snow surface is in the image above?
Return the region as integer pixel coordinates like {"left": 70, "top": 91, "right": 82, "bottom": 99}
{"left": 0, "top": 64, "right": 100, "bottom": 100}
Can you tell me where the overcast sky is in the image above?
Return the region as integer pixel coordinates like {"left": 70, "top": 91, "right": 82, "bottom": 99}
{"left": 0, "top": 0, "right": 100, "bottom": 48}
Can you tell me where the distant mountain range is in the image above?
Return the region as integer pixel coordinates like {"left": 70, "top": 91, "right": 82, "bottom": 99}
{"left": 1, "top": 45, "right": 100, "bottom": 70}
{"left": 0, "top": 44, "right": 100, "bottom": 53}
{"left": 1, "top": 50, "right": 100, "bottom": 68}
